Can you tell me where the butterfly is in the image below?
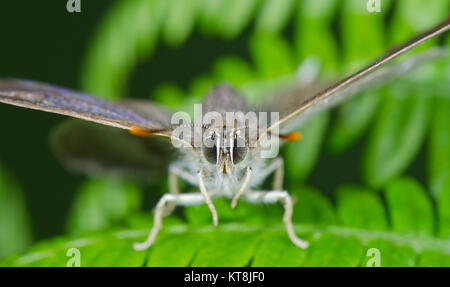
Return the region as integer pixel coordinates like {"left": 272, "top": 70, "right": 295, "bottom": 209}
{"left": 0, "top": 17, "right": 449, "bottom": 251}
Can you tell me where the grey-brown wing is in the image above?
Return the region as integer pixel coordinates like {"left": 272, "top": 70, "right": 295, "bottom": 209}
{"left": 260, "top": 80, "right": 325, "bottom": 131}
{"left": 117, "top": 99, "right": 174, "bottom": 127}
{"left": 51, "top": 119, "right": 176, "bottom": 181}
{"left": 264, "top": 47, "right": 447, "bottom": 132}
{"left": 266, "top": 17, "right": 450, "bottom": 133}
{"left": 0, "top": 79, "right": 171, "bottom": 133}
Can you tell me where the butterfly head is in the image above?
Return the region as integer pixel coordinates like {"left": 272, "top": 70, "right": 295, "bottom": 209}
{"left": 201, "top": 126, "right": 248, "bottom": 174}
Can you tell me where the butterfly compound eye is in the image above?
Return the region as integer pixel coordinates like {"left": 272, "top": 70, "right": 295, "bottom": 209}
{"left": 232, "top": 135, "right": 247, "bottom": 164}
{"left": 202, "top": 132, "right": 218, "bottom": 164}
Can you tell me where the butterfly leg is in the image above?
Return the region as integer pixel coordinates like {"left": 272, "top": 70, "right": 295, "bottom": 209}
{"left": 271, "top": 158, "right": 284, "bottom": 191}
{"left": 133, "top": 192, "right": 206, "bottom": 251}
{"left": 163, "top": 164, "right": 200, "bottom": 215}
{"left": 244, "top": 190, "right": 309, "bottom": 249}
{"left": 231, "top": 158, "right": 283, "bottom": 208}
{"left": 198, "top": 169, "right": 218, "bottom": 226}
{"left": 163, "top": 168, "right": 181, "bottom": 216}
{"left": 231, "top": 166, "right": 252, "bottom": 208}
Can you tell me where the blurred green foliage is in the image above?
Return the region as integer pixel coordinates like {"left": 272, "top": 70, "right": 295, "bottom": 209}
{"left": 0, "top": 0, "right": 449, "bottom": 266}
{"left": 2, "top": 178, "right": 450, "bottom": 267}
{"left": 66, "top": 178, "right": 142, "bottom": 236}
{"left": 0, "top": 164, "right": 31, "bottom": 258}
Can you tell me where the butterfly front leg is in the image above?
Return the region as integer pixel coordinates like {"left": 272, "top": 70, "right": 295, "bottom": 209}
{"left": 197, "top": 169, "right": 219, "bottom": 226}
{"left": 230, "top": 157, "right": 284, "bottom": 208}
{"left": 244, "top": 190, "right": 309, "bottom": 249}
{"left": 271, "top": 157, "right": 284, "bottom": 191}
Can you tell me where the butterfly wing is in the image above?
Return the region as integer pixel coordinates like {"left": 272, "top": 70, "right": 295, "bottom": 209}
{"left": 0, "top": 79, "right": 172, "bottom": 134}
{"left": 265, "top": 17, "right": 450, "bottom": 133}
{"left": 50, "top": 119, "right": 176, "bottom": 181}
{"left": 0, "top": 80, "right": 184, "bottom": 179}
{"left": 264, "top": 47, "right": 447, "bottom": 133}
